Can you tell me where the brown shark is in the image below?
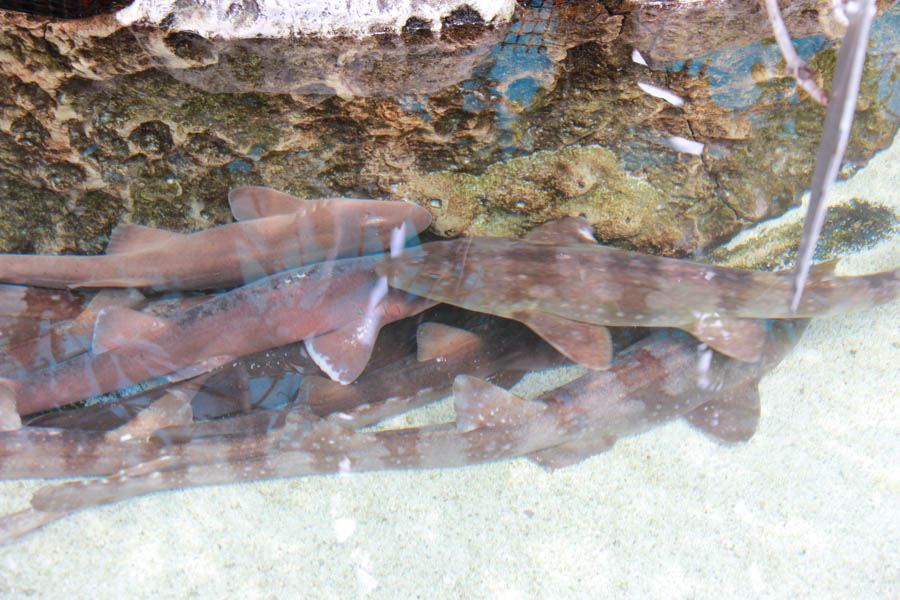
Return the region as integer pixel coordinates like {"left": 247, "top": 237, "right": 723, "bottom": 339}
{"left": 0, "top": 284, "right": 89, "bottom": 325}
{"left": 375, "top": 221, "right": 898, "bottom": 362}
{"left": 0, "top": 254, "right": 435, "bottom": 417}
{"left": 0, "top": 317, "right": 563, "bottom": 479}
{"left": 0, "top": 289, "right": 154, "bottom": 378}
{"left": 0, "top": 318, "right": 807, "bottom": 543}
{"left": 0, "top": 187, "right": 431, "bottom": 291}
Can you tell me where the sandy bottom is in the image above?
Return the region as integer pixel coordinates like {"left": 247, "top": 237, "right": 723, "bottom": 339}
{"left": 1, "top": 130, "right": 898, "bottom": 600}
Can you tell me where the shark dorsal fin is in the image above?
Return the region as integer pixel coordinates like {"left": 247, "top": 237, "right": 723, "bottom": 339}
{"left": 524, "top": 217, "right": 598, "bottom": 244}
{"left": 775, "top": 258, "right": 839, "bottom": 280}
{"left": 685, "top": 384, "right": 761, "bottom": 443}
{"left": 227, "top": 187, "right": 313, "bottom": 220}
{"left": 106, "top": 224, "right": 186, "bottom": 254}
{"left": 512, "top": 310, "right": 612, "bottom": 370}
{"left": 91, "top": 307, "right": 169, "bottom": 354}
{"left": 452, "top": 375, "right": 545, "bottom": 433}
{"left": 105, "top": 390, "right": 194, "bottom": 443}
{"left": 69, "top": 288, "right": 147, "bottom": 335}
{"left": 808, "top": 258, "right": 839, "bottom": 282}
{"left": 416, "top": 322, "right": 484, "bottom": 362}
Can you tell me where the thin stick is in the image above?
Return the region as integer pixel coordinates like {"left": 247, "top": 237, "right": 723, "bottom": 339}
{"left": 763, "top": 0, "right": 829, "bottom": 105}
{"left": 790, "top": 0, "right": 877, "bottom": 312}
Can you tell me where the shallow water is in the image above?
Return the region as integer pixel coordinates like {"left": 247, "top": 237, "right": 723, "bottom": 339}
{"left": 0, "top": 2, "right": 898, "bottom": 597}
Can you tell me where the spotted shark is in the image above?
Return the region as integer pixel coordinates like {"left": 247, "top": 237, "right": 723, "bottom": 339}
{"left": 0, "top": 318, "right": 807, "bottom": 543}
{"left": 376, "top": 218, "right": 898, "bottom": 363}
{"left": 0, "top": 316, "right": 564, "bottom": 478}
{"left": 0, "top": 187, "right": 431, "bottom": 292}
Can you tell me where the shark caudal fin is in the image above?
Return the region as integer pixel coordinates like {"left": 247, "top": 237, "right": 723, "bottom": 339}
{"left": 0, "top": 378, "right": 21, "bottom": 431}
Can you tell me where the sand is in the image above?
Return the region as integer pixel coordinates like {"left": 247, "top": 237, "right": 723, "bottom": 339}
{"left": 1, "top": 113, "right": 897, "bottom": 600}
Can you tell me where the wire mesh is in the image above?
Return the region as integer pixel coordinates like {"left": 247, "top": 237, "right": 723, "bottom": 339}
{"left": 0, "top": 0, "right": 132, "bottom": 19}
{"left": 500, "top": 0, "right": 568, "bottom": 54}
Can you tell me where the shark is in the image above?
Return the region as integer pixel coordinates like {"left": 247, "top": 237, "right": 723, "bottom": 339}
{"left": 0, "top": 187, "right": 431, "bottom": 292}
{"left": 0, "top": 315, "right": 568, "bottom": 478}
{"left": 0, "top": 253, "right": 436, "bottom": 417}
{"left": 0, "top": 289, "right": 170, "bottom": 379}
{"left": 375, "top": 218, "right": 898, "bottom": 363}
{"left": 0, "top": 284, "right": 89, "bottom": 326}
{"left": 0, "top": 317, "right": 808, "bottom": 544}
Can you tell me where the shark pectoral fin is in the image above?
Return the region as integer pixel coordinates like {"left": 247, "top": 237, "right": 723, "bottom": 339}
{"left": 683, "top": 317, "right": 768, "bottom": 363}
{"left": 227, "top": 187, "right": 312, "bottom": 220}
{"left": 416, "top": 322, "right": 485, "bottom": 361}
{"left": 164, "top": 355, "right": 237, "bottom": 385}
{"left": 452, "top": 375, "right": 545, "bottom": 432}
{"left": 70, "top": 288, "right": 147, "bottom": 338}
{"left": 305, "top": 321, "right": 378, "bottom": 386}
{"left": 513, "top": 310, "right": 612, "bottom": 370}
{"left": 105, "top": 224, "right": 187, "bottom": 254}
{"left": 105, "top": 389, "right": 195, "bottom": 443}
{"left": 91, "top": 307, "right": 170, "bottom": 354}
{"left": 524, "top": 217, "right": 598, "bottom": 244}
{"left": 685, "top": 383, "right": 761, "bottom": 443}
{"left": 528, "top": 435, "right": 617, "bottom": 470}
{"left": 189, "top": 364, "right": 252, "bottom": 420}
{"left": 0, "top": 378, "right": 22, "bottom": 431}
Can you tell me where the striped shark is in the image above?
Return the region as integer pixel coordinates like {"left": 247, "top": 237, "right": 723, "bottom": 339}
{"left": 0, "top": 253, "right": 435, "bottom": 417}
{"left": 0, "top": 318, "right": 807, "bottom": 543}
{"left": 0, "top": 187, "right": 431, "bottom": 292}
{"left": 375, "top": 218, "right": 898, "bottom": 363}
{"left": 0, "top": 317, "right": 566, "bottom": 478}
{"left": 0, "top": 289, "right": 199, "bottom": 379}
